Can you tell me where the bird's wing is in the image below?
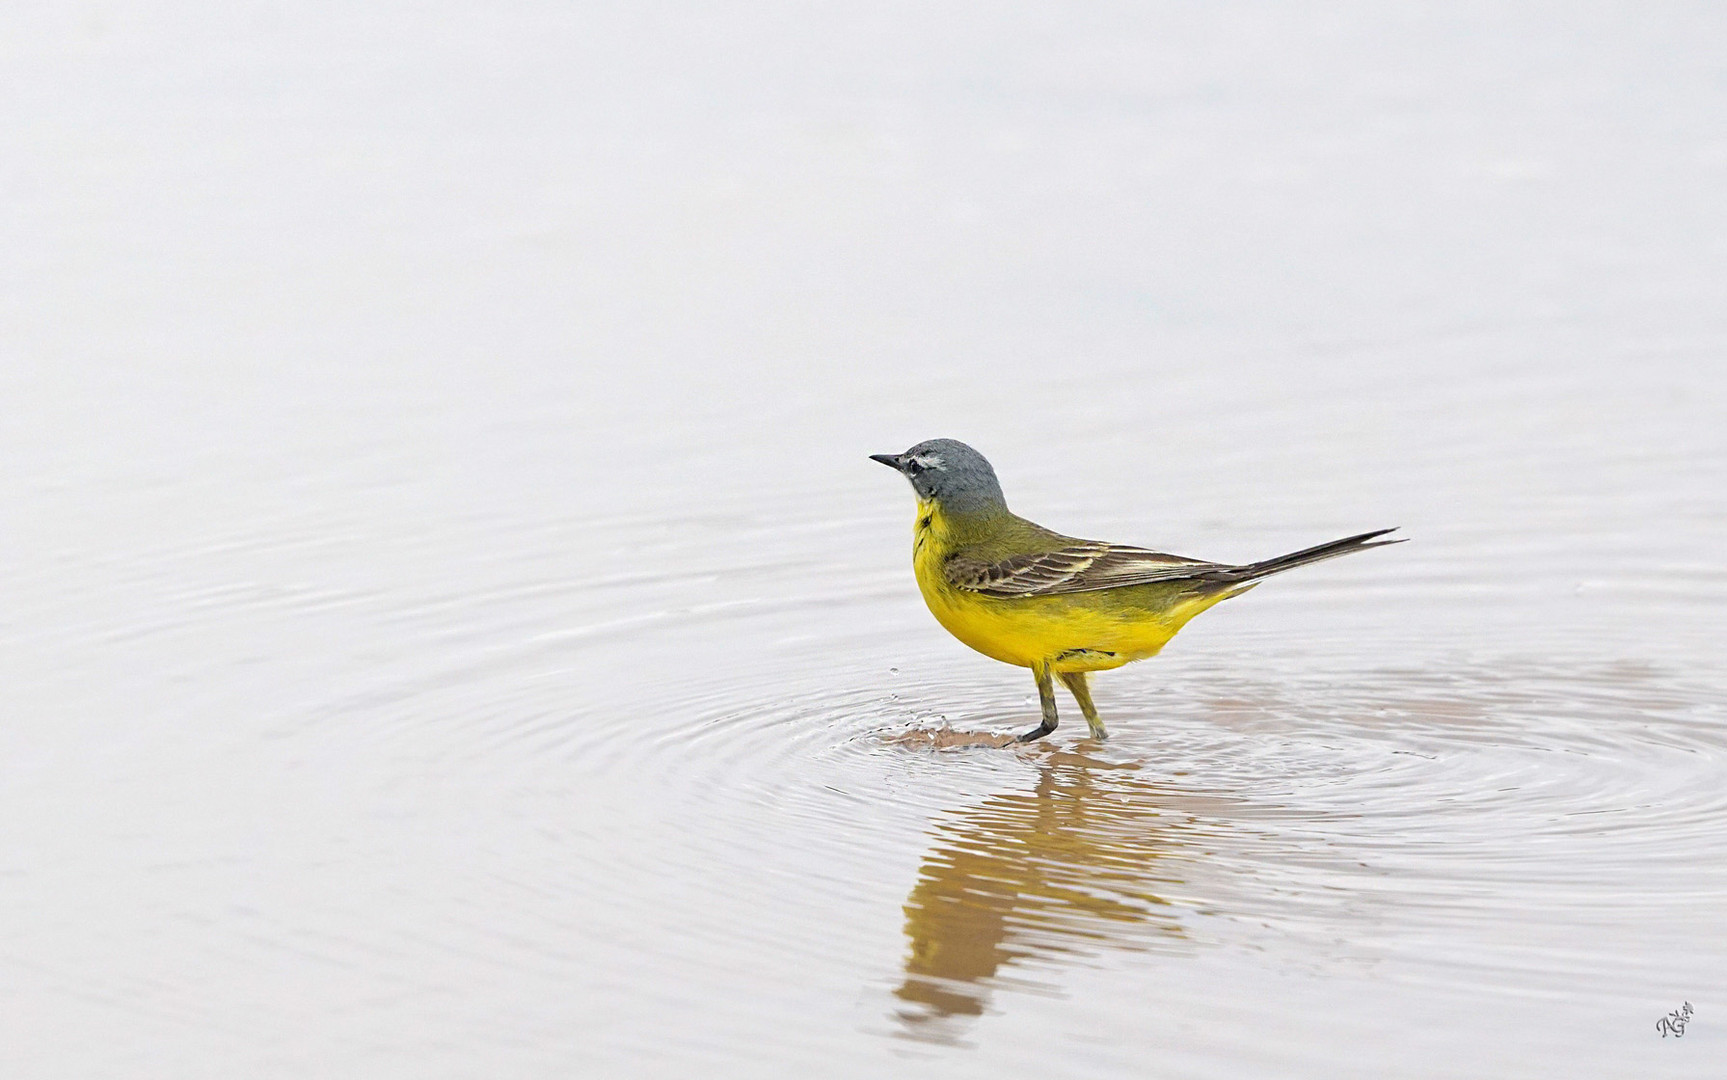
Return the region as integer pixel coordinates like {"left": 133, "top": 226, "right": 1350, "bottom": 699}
{"left": 944, "top": 541, "right": 1223, "bottom": 598}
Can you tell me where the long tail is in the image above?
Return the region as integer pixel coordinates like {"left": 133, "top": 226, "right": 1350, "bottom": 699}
{"left": 1204, "top": 527, "right": 1404, "bottom": 586}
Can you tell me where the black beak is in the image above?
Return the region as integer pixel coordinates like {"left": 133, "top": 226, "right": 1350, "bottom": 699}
{"left": 869, "top": 453, "right": 905, "bottom": 471}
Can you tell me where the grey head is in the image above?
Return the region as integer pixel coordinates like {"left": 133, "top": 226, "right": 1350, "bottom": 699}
{"left": 870, "top": 438, "right": 1007, "bottom": 514}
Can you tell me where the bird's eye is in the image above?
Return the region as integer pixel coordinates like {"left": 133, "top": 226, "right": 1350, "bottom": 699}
{"left": 904, "top": 459, "right": 925, "bottom": 474}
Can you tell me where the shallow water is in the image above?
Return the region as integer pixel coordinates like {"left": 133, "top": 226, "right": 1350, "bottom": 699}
{"left": 4, "top": 3, "right": 1726, "bottom": 1077}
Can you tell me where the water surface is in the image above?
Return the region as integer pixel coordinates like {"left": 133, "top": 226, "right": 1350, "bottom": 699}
{"left": 3, "top": 3, "right": 1724, "bottom": 1077}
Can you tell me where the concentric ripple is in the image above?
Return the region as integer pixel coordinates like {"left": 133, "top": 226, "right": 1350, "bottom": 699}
{"left": 474, "top": 588, "right": 1727, "bottom": 1054}
{"left": 44, "top": 499, "right": 1716, "bottom": 1075}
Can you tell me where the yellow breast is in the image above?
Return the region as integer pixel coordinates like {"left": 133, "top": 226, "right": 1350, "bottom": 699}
{"left": 910, "top": 501, "right": 1234, "bottom": 672}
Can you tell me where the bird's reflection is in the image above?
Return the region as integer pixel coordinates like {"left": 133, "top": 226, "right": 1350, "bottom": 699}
{"left": 892, "top": 746, "right": 1233, "bottom": 1043}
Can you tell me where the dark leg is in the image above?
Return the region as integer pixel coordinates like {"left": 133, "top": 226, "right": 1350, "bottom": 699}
{"left": 1018, "top": 661, "right": 1059, "bottom": 742}
{"left": 1058, "top": 671, "right": 1108, "bottom": 741}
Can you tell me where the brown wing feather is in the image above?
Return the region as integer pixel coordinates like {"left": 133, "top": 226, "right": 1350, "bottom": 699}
{"left": 945, "top": 541, "right": 1222, "bottom": 598}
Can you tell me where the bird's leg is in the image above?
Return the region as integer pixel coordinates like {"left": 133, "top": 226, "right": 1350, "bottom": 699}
{"left": 1058, "top": 671, "right": 1108, "bottom": 741}
{"left": 1018, "top": 661, "right": 1059, "bottom": 742}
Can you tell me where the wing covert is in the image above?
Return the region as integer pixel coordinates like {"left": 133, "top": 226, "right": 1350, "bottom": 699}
{"left": 944, "top": 542, "right": 1223, "bottom": 598}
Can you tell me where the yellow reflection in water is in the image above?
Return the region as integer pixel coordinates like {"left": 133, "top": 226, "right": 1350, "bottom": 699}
{"left": 892, "top": 746, "right": 1230, "bottom": 1042}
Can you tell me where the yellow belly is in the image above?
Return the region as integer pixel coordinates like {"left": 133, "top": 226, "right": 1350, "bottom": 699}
{"left": 912, "top": 544, "right": 1239, "bottom": 672}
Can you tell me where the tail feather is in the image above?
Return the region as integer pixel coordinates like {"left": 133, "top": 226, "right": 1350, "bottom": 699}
{"left": 1206, "top": 527, "right": 1404, "bottom": 585}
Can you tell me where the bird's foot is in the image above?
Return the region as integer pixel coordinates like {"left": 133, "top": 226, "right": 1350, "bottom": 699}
{"left": 1017, "top": 719, "right": 1057, "bottom": 743}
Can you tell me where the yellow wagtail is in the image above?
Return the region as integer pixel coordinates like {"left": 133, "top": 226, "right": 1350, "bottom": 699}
{"left": 871, "top": 439, "right": 1402, "bottom": 743}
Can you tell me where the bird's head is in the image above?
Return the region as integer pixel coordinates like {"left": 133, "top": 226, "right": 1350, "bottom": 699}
{"left": 870, "top": 439, "right": 1007, "bottom": 515}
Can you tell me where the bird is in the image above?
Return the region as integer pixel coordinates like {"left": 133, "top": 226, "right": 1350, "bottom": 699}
{"left": 871, "top": 438, "right": 1402, "bottom": 743}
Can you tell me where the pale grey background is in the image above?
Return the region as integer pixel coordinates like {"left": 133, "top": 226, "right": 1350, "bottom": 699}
{"left": 3, "top": 3, "right": 1723, "bottom": 1077}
